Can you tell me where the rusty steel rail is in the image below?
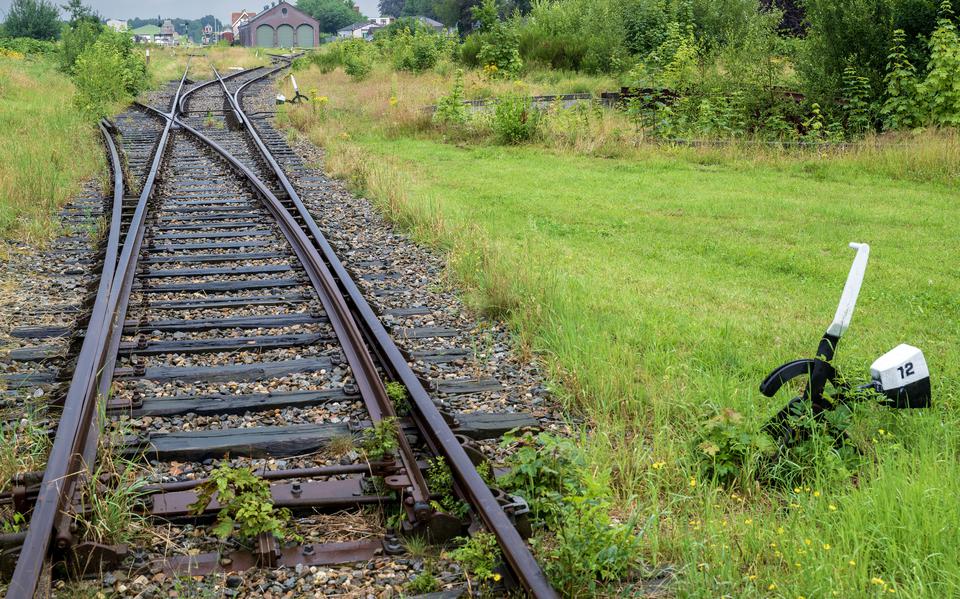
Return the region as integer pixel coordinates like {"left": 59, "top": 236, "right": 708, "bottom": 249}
{"left": 6, "top": 70, "right": 191, "bottom": 599}
{"left": 226, "top": 67, "right": 558, "bottom": 598}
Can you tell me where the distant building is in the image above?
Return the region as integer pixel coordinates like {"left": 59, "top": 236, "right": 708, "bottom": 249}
{"left": 221, "top": 30, "right": 235, "bottom": 44}
{"left": 129, "top": 24, "right": 162, "bottom": 44}
{"left": 106, "top": 19, "right": 127, "bottom": 32}
{"left": 238, "top": 1, "right": 320, "bottom": 48}
{"left": 337, "top": 16, "right": 449, "bottom": 41}
{"left": 231, "top": 9, "right": 257, "bottom": 38}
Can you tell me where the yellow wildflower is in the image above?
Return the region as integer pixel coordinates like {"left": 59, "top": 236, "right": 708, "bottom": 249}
{"left": 823, "top": 544, "right": 831, "bottom": 550}
{"left": 652, "top": 461, "right": 666, "bottom": 470}
{"left": 388, "top": 96, "right": 398, "bottom": 106}
{"left": 794, "top": 487, "right": 803, "bottom": 493}
{"left": 745, "top": 518, "right": 753, "bottom": 525}
{"left": 768, "top": 583, "right": 778, "bottom": 591}
{"left": 829, "top": 504, "right": 838, "bottom": 511}
{"left": 804, "top": 538, "right": 812, "bottom": 546}
{"left": 777, "top": 526, "right": 785, "bottom": 534}
{"left": 872, "top": 577, "right": 886, "bottom": 586}
{"left": 813, "top": 491, "right": 821, "bottom": 497}
{"left": 849, "top": 560, "right": 856, "bottom": 566}
{"left": 748, "top": 575, "right": 757, "bottom": 581}
{"left": 689, "top": 477, "right": 697, "bottom": 488}
{"left": 492, "top": 573, "right": 502, "bottom": 582}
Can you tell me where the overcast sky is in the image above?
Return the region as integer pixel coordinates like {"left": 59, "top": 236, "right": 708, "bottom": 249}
{"left": 0, "top": 0, "right": 381, "bottom": 22}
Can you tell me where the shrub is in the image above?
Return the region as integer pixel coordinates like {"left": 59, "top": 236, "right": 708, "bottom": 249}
{"left": 385, "top": 29, "right": 452, "bottom": 73}
{"left": 60, "top": 19, "right": 103, "bottom": 73}
{"left": 842, "top": 65, "right": 878, "bottom": 136}
{"left": 433, "top": 69, "right": 469, "bottom": 128}
{"left": 72, "top": 29, "right": 147, "bottom": 117}
{"left": 916, "top": 1, "right": 960, "bottom": 126}
{"left": 493, "top": 91, "right": 540, "bottom": 144}
{"left": 0, "top": 36, "right": 57, "bottom": 55}
{"left": 882, "top": 28, "right": 922, "bottom": 129}
{"left": 338, "top": 39, "right": 375, "bottom": 80}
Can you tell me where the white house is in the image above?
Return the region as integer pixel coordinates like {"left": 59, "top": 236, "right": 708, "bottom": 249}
{"left": 106, "top": 18, "right": 128, "bottom": 32}
{"left": 231, "top": 9, "right": 258, "bottom": 38}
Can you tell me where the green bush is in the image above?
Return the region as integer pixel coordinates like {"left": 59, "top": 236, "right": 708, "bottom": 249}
{"left": 0, "top": 36, "right": 57, "bottom": 55}
{"left": 72, "top": 29, "right": 147, "bottom": 117}
{"left": 499, "top": 432, "right": 643, "bottom": 592}
{"left": 881, "top": 29, "right": 922, "bottom": 129}
{"left": 337, "top": 38, "right": 375, "bottom": 80}
{"left": 60, "top": 19, "right": 103, "bottom": 73}
{"left": 384, "top": 29, "right": 452, "bottom": 73}
{"left": 916, "top": 1, "right": 960, "bottom": 126}
{"left": 433, "top": 69, "right": 470, "bottom": 128}
{"left": 493, "top": 92, "right": 540, "bottom": 144}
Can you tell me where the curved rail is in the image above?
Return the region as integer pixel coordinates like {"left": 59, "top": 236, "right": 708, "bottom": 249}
{"left": 6, "top": 69, "right": 191, "bottom": 599}
{"left": 226, "top": 67, "right": 558, "bottom": 598}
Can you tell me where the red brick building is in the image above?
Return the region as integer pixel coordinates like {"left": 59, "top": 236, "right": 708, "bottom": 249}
{"left": 238, "top": 1, "right": 320, "bottom": 48}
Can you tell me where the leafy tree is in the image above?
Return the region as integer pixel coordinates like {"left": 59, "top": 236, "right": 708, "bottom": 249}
{"left": 3, "top": 0, "right": 61, "bottom": 40}
{"left": 401, "top": 0, "right": 439, "bottom": 19}
{"left": 60, "top": 0, "right": 97, "bottom": 25}
{"left": 297, "top": 0, "right": 364, "bottom": 33}
{"left": 379, "top": 0, "right": 406, "bottom": 16}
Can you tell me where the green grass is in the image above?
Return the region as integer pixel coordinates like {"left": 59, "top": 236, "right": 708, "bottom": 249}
{"left": 0, "top": 55, "right": 104, "bottom": 242}
{"left": 309, "top": 126, "right": 960, "bottom": 596}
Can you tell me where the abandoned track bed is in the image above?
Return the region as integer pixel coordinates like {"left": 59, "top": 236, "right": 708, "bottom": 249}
{"left": 1, "top": 58, "right": 559, "bottom": 598}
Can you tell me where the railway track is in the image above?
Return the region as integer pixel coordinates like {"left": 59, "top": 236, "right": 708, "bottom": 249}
{"left": 2, "top": 57, "right": 557, "bottom": 597}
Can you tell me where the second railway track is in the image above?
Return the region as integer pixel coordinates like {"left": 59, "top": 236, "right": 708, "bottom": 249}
{"left": 1, "top": 56, "right": 558, "bottom": 598}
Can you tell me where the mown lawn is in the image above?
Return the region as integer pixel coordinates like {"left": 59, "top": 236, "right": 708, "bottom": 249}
{"left": 300, "top": 115, "right": 960, "bottom": 596}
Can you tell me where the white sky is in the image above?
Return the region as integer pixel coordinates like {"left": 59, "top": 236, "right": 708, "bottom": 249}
{"left": 0, "top": 0, "right": 380, "bottom": 22}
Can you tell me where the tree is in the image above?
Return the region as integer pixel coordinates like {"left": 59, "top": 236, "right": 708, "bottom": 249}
{"left": 60, "top": 0, "right": 97, "bottom": 25}
{"left": 4, "top": 0, "right": 61, "bottom": 40}
{"left": 401, "top": 0, "right": 437, "bottom": 18}
{"left": 297, "top": 0, "right": 363, "bottom": 33}
{"left": 379, "top": 0, "right": 405, "bottom": 17}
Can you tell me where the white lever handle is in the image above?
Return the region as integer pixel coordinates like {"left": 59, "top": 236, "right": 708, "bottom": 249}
{"left": 827, "top": 242, "right": 870, "bottom": 338}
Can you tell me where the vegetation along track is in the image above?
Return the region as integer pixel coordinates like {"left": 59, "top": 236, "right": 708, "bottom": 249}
{"left": 2, "top": 56, "right": 558, "bottom": 597}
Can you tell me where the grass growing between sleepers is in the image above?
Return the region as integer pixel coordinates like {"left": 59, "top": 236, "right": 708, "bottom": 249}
{"left": 281, "top": 64, "right": 960, "bottom": 597}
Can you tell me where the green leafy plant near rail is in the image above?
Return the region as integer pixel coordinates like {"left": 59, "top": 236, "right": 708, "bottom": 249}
{"left": 361, "top": 417, "right": 400, "bottom": 461}
{"left": 189, "top": 464, "right": 291, "bottom": 541}
{"left": 447, "top": 531, "right": 503, "bottom": 587}
{"left": 498, "top": 431, "right": 643, "bottom": 592}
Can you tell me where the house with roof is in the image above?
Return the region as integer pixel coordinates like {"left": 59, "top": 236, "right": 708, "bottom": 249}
{"left": 337, "top": 16, "right": 449, "bottom": 41}
{"left": 106, "top": 19, "right": 127, "bottom": 32}
{"left": 231, "top": 9, "right": 257, "bottom": 38}
{"left": 238, "top": 1, "right": 320, "bottom": 48}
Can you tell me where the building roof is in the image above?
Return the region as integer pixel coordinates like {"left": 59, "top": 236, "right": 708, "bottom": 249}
{"left": 337, "top": 21, "right": 369, "bottom": 33}
{"left": 231, "top": 10, "right": 256, "bottom": 27}
{"left": 414, "top": 16, "right": 444, "bottom": 28}
{"left": 242, "top": 1, "right": 319, "bottom": 29}
{"left": 130, "top": 25, "right": 161, "bottom": 35}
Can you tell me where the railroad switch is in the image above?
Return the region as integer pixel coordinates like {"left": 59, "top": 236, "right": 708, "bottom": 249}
{"left": 761, "top": 242, "right": 931, "bottom": 446}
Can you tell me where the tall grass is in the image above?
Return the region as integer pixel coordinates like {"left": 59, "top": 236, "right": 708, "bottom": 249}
{"left": 279, "top": 62, "right": 960, "bottom": 597}
{"left": 0, "top": 55, "right": 103, "bottom": 242}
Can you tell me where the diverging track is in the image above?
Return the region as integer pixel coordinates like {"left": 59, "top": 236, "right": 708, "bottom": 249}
{"left": 3, "top": 58, "right": 557, "bottom": 598}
